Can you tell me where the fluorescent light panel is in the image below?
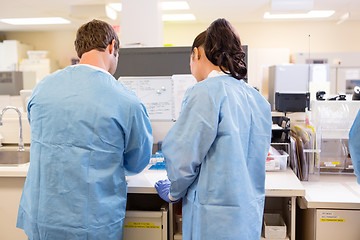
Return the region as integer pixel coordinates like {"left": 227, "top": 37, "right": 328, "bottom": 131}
{"left": 109, "top": 1, "right": 189, "bottom": 11}
{"left": 271, "top": 0, "right": 313, "bottom": 12}
{"left": 108, "top": 3, "right": 122, "bottom": 12}
{"left": 336, "top": 12, "right": 350, "bottom": 25}
{"left": 162, "top": 1, "right": 189, "bottom": 10}
{"left": 108, "top": 1, "right": 194, "bottom": 22}
{"left": 0, "top": 17, "right": 70, "bottom": 25}
{"left": 162, "top": 14, "right": 195, "bottom": 21}
{"left": 105, "top": 5, "right": 118, "bottom": 20}
{"left": 264, "top": 10, "right": 335, "bottom": 19}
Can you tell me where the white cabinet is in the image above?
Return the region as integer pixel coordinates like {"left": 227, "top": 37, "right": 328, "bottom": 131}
{"left": 124, "top": 210, "right": 168, "bottom": 240}
{"left": 298, "top": 208, "right": 360, "bottom": 240}
{"left": 0, "top": 177, "right": 27, "bottom": 240}
{"left": 1, "top": 165, "right": 305, "bottom": 240}
{"left": 0, "top": 40, "right": 32, "bottom": 71}
{"left": 298, "top": 174, "right": 360, "bottom": 240}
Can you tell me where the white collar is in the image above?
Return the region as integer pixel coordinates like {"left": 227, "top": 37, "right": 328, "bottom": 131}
{"left": 72, "top": 64, "right": 113, "bottom": 77}
{"left": 207, "top": 70, "right": 227, "bottom": 79}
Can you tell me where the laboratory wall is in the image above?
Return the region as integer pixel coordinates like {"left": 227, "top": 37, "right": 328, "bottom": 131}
{"left": 4, "top": 30, "right": 78, "bottom": 71}
{"left": 2, "top": 20, "right": 360, "bottom": 72}
{"left": 164, "top": 20, "right": 360, "bottom": 54}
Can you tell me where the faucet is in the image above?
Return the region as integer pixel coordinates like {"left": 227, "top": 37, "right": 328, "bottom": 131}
{"left": 0, "top": 106, "right": 25, "bottom": 151}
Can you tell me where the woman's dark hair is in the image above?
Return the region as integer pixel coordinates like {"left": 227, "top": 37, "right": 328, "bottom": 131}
{"left": 191, "top": 18, "right": 247, "bottom": 80}
{"left": 191, "top": 30, "right": 207, "bottom": 53}
{"left": 74, "top": 19, "right": 120, "bottom": 58}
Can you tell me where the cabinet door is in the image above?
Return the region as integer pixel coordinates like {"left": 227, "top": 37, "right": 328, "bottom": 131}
{"left": 123, "top": 210, "right": 167, "bottom": 240}
{"left": 316, "top": 209, "right": 360, "bottom": 240}
{"left": 0, "top": 177, "right": 27, "bottom": 240}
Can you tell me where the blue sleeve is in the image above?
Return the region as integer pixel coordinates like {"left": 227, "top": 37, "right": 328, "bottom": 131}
{"left": 349, "top": 110, "right": 360, "bottom": 184}
{"left": 162, "top": 84, "right": 218, "bottom": 199}
{"left": 123, "top": 102, "right": 153, "bottom": 174}
{"left": 27, "top": 97, "right": 32, "bottom": 124}
{"left": 27, "top": 83, "right": 40, "bottom": 125}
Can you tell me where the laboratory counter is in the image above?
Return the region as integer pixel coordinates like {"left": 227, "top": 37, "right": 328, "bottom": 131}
{"left": 126, "top": 166, "right": 306, "bottom": 196}
{"left": 0, "top": 164, "right": 306, "bottom": 196}
{"left": 0, "top": 164, "right": 305, "bottom": 240}
{"left": 297, "top": 174, "right": 360, "bottom": 240}
{"left": 3, "top": 164, "right": 360, "bottom": 240}
{"left": 299, "top": 174, "right": 360, "bottom": 209}
{"left": 0, "top": 162, "right": 29, "bottom": 177}
{"left": 125, "top": 167, "right": 305, "bottom": 240}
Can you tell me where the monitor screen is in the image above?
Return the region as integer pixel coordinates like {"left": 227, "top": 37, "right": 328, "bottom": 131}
{"left": 113, "top": 46, "right": 248, "bottom": 80}
{"left": 114, "top": 47, "right": 191, "bottom": 79}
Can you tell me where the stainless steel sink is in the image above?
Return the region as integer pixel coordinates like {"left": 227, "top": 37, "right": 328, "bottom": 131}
{"left": 0, "top": 146, "right": 30, "bottom": 165}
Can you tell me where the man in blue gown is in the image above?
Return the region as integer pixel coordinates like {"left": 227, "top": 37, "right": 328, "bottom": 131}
{"left": 17, "top": 19, "right": 153, "bottom": 240}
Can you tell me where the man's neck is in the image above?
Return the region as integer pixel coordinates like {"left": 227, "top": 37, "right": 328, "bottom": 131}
{"left": 79, "top": 50, "right": 108, "bottom": 72}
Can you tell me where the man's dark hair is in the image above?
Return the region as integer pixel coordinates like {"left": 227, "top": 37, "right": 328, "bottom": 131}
{"left": 74, "top": 19, "right": 120, "bottom": 58}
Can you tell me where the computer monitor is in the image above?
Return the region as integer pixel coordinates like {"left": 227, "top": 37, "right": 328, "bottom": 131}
{"left": 113, "top": 46, "right": 248, "bottom": 81}
{"left": 113, "top": 47, "right": 191, "bottom": 79}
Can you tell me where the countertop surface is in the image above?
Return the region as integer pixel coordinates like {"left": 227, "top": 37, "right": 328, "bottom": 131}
{"left": 0, "top": 163, "right": 305, "bottom": 198}
{"left": 265, "top": 168, "right": 305, "bottom": 197}
{"left": 0, "top": 162, "right": 29, "bottom": 177}
{"left": 300, "top": 174, "right": 360, "bottom": 209}
{"left": 3, "top": 163, "right": 360, "bottom": 209}
{"left": 126, "top": 167, "right": 306, "bottom": 196}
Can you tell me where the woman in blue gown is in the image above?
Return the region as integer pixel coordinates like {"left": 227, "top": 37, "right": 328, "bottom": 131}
{"left": 155, "top": 18, "right": 272, "bottom": 240}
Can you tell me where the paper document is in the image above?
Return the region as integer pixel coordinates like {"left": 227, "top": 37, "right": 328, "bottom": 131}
{"left": 144, "top": 171, "right": 168, "bottom": 186}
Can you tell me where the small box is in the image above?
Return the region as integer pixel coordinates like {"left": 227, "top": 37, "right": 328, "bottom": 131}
{"left": 27, "top": 50, "right": 48, "bottom": 59}
{"left": 263, "top": 213, "right": 287, "bottom": 239}
{"left": 266, "top": 150, "right": 288, "bottom": 171}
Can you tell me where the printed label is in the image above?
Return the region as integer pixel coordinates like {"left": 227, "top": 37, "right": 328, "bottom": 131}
{"left": 124, "top": 222, "right": 161, "bottom": 229}
{"left": 320, "top": 219, "right": 345, "bottom": 222}
{"left": 320, "top": 212, "right": 344, "bottom": 222}
{"left": 324, "top": 162, "right": 339, "bottom": 167}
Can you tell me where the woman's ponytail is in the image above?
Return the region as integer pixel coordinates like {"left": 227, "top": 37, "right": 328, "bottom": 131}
{"left": 204, "top": 18, "right": 247, "bottom": 80}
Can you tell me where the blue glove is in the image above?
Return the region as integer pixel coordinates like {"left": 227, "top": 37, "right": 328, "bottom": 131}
{"left": 155, "top": 179, "right": 180, "bottom": 203}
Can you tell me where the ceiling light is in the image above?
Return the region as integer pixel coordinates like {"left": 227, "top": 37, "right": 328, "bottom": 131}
{"left": 264, "top": 10, "right": 335, "bottom": 19}
{"left": 0, "top": 17, "right": 70, "bottom": 25}
{"left": 105, "top": 5, "right": 117, "bottom": 20}
{"left": 162, "top": 14, "right": 195, "bottom": 21}
{"left": 271, "top": 0, "right": 313, "bottom": 12}
{"left": 70, "top": 4, "right": 117, "bottom": 20}
{"left": 108, "top": 2, "right": 190, "bottom": 12}
{"left": 162, "top": 1, "right": 190, "bottom": 10}
{"left": 336, "top": 12, "right": 350, "bottom": 25}
{"left": 108, "top": 3, "right": 122, "bottom": 12}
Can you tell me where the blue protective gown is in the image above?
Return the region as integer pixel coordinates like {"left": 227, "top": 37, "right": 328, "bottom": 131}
{"left": 17, "top": 64, "right": 153, "bottom": 240}
{"left": 163, "top": 75, "right": 272, "bottom": 240}
{"left": 349, "top": 110, "right": 360, "bottom": 184}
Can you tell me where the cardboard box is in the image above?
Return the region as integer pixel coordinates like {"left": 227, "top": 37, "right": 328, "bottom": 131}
{"left": 263, "top": 213, "right": 287, "bottom": 239}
